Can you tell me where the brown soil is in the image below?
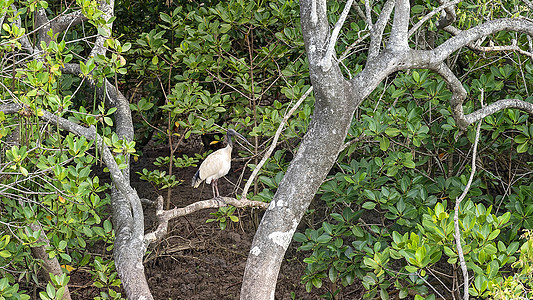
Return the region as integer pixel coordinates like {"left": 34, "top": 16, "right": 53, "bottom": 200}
{"left": 70, "top": 143, "right": 364, "bottom": 299}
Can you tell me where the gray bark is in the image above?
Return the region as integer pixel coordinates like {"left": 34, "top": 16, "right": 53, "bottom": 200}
{"left": 29, "top": 223, "right": 72, "bottom": 300}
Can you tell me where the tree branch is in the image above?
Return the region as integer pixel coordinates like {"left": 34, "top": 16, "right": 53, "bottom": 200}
{"left": 364, "top": 0, "right": 373, "bottom": 32}
{"left": 435, "top": 0, "right": 457, "bottom": 29}
{"left": 9, "top": 5, "right": 35, "bottom": 53}
{"left": 454, "top": 114, "right": 482, "bottom": 300}
{"left": 53, "top": 10, "right": 86, "bottom": 37}
{"left": 29, "top": 222, "right": 72, "bottom": 300}
{"left": 431, "top": 63, "right": 468, "bottom": 128}
{"left": 434, "top": 18, "right": 533, "bottom": 62}
{"left": 465, "top": 99, "right": 533, "bottom": 125}
{"left": 388, "top": 0, "right": 410, "bottom": 51}
{"left": 89, "top": 0, "right": 115, "bottom": 58}
{"left": 319, "top": 0, "right": 355, "bottom": 71}
{"left": 144, "top": 196, "right": 268, "bottom": 247}
{"left": 443, "top": 25, "right": 533, "bottom": 59}
{"left": 300, "top": 0, "right": 330, "bottom": 65}
{"left": 431, "top": 62, "right": 533, "bottom": 129}
{"left": 0, "top": 103, "right": 144, "bottom": 237}
{"left": 368, "top": 0, "right": 394, "bottom": 59}
{"left": 524, "top": 0, "right": 533, "bottom": 10}
{"left": 408, "top": 0, "right": 462, "bottom": 37}
{"left": 242, "top": 86, "right": 313, "bottom": 198}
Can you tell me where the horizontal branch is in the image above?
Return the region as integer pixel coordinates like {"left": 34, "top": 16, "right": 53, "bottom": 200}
{"left": 435, "top": 18, "right": 533, "bottom": 62}
{"left": 143, "top": 196, "right": 268, "bottom": 247}
{"left": 465, "top": 99, "right": 533, "bottom": 125}
{"left": 443, "top": 25, "right": 533, "bottom": 59}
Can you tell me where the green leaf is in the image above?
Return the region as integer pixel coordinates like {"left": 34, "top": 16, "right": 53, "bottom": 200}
{"left": 362, "top": 201, "right": 376, "bottom": 210}
{"left": 46, "top": 283, "right": 55, "bottom": 298}
{"left": 517, "top": 142, "right": 529, "bottom": 153}
{"left": 404, "top": 265, "right": 418, "bottom": 273}
{"left": 316, "top": 234, "right": 332, "bottom": 244}
{"left": 385, "top": 127, "right": 401, "bottom": 137}
{"left": 0, "top": 250, "right": 11, "bottom": 258}
{"left": 293, "top": 232, "right": 307, "bottom": 242}
{"left": 311, "top": 277, "right": 322, "bottom": 289}
{"left": 487, "top": 229, "right": 500, "bottom": 241}
{"left": 380, "top": 137, "right": 390, "bottom": 151}
{"left": 402, "top": 160, "right": 415, "bottom": 169}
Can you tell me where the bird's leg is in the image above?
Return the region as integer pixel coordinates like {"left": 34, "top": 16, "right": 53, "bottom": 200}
{"left": 214, "top": 179, "right": 221, "bottom": 199}
{"left": 211, "top": 179, "right": 217, "bottom": 199}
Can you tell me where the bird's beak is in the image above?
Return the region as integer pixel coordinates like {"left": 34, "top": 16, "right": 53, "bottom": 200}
{"left": 234, "top": 132, "right": 253, "bottom": 147}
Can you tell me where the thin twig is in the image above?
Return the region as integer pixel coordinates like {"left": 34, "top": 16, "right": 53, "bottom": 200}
{"left": 241, "top": 86, "right": 313, "bottom": 198}
{"left": 453, "top": 90, "right": 483, "bottom": 300}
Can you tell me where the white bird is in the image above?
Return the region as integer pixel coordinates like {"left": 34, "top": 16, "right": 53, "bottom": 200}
{"left": 192, "top": 129, "right": 251, "bottom": 198}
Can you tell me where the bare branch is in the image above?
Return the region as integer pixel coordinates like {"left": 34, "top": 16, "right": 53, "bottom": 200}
{"left": 434, "top": 18, "right": 533, "bottom": 62}
{"left": 29, "top": 222, "right": 72, "bottom": 300}
{"left": 144, "top": 196, "right": 268, "bottom": 247}
{"left": 319, "top": 0, "right": 355, "bottom": 71}
{"left": 454, "top": 110, "right": 482, "bottom": 300}
{"left": 443, "top": 25, "right": 533, "bottom": 59}
{"left": 524, "top": 0, "right": 533, "bottom": 10}
{"left": 435, "top": 0, "right": 457, "bottom": 29}
{"left": 10, "top": 5, "right": 35, "bottom": 53}
{"left": 368, "top": 0, "right": 394, "bottom": 59}
{"left": 408, "top": 0, "right": 462, "bottom": 37}
{"left": 242, "top": 86, "right": 313, "bottom": 198}
{"left": 53, "top": 10, "right": 86, "bottom": 36}
{"left": 364, "top": 0, "right": 373, "bottom": 32}
{"left": 388, "top": 0, "right": 410, "bottom": 51}
{"left": 0, "top": 7, "right": 6, "bottom": 29}
{"left": 35, "top": 8, "right": 50, "bottom": 44}
{"left": 431, "top": 63, "right": 468, "bottom": 128}
{"left": 89, "top": 0, "right": 115, "bottom": 58}
{"left": 465, "top": 99, "right": 533, "bottom": 125}
{"left": 432, "top": 63, "right": 533, "bottom": 129}
{"left": 473, "top": 42, "right": 533, "bottom": 60}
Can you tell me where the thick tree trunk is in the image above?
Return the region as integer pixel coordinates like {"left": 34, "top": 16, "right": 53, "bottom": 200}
{"left": 241, "top": 78, "right": 355, "bottom": 298}
{"left": 241, "top": 2, "right": 358, "bottom": 297}
{"left": 240, "top": 1, "right": 403, "bottom": 298}
{"left": 111, "top": 189, "right": 153, "bottom": 299}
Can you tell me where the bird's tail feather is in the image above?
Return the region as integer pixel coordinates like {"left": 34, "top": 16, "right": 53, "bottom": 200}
{"left": 192, "top": 169, "right": 202, "bottom": 188}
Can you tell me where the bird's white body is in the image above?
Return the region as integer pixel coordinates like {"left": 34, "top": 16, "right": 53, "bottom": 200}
{"left": 194, "top": 145, "right": 232, "bottom": 187}
{"left": 192, "top": 129, "right": 251, "bottom": 198}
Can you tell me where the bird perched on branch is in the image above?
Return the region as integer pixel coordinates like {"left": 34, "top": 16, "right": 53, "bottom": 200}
{"left": 192, "top": 129, "right": 252, "bottom": 198}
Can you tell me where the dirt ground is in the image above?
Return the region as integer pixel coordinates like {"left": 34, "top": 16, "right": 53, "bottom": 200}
{"left": 68, "top": 142, "right": 364, "bottom": 299}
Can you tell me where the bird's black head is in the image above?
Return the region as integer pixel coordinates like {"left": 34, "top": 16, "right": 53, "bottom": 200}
{"left": 226, "top": 129, "right": 252, "bottom": 147}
